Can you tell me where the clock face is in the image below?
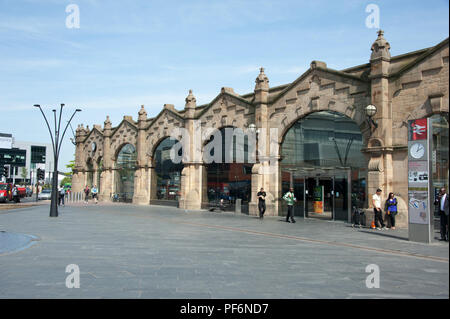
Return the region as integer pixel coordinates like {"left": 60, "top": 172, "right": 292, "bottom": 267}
{"left": 410, "top": 143, "right": 425, "bottom": 159}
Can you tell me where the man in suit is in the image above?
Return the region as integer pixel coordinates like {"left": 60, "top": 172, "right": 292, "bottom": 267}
{"left": 435, "top": 187, "right": 449, "bottom": 241}
{"left": 257, "top": 188, "right": 266, "bottom": 219}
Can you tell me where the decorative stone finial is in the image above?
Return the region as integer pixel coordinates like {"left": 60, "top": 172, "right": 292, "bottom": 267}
{"left": 185, "top": 89, "right": 197, "bottom": 109}
{"left": 104, "top": 115, "right": 112, "bottom": 129}
{"left": 138, "top": 105, "right": 147, "bottom": 121}
{"left": 255, "top": 67, "right": 269, "bottom": 92}
{"left": 371, "top": 29, "right": 391, "bottom": 61}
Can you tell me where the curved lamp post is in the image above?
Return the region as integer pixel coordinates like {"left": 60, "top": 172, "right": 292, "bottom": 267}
{"left": 34, "top": 104, "right": 81, "bottom": 217}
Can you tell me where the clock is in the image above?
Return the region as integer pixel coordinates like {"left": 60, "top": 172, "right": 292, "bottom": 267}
{"left": 410, "top": 143, "right": 425, "bottom": 159}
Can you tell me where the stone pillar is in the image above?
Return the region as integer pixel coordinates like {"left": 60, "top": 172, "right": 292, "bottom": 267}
{"left": 178, "top": 90, "right": 207, "bottom": 210}
{"left": 72, "top": 124, "right": 87, "bottom": 193}
{"left": 250, "top": 68, "right": 281, "bottom": 216}
{"left": 133, "top": 106, "right": 151, "bottom": 205}
{"left": 367, "top": 30, "right": 393, "bottom": 202}
{"left": 99, "top": 116, "right": 113, "bottom": 200}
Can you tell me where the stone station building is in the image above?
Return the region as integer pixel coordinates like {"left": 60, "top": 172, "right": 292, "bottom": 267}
{"left": 72, "top": 32, "right": 449, "bottom": 228}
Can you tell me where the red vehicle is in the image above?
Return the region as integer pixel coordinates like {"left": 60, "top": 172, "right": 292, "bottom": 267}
{"left": 0, "top": 183, "right": 26, "bottom": 203}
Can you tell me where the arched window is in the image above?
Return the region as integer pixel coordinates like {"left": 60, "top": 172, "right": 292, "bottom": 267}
{"left": 114, "top": 144, "right": 137, "bottom": 202}
{"left": 204, "top": 127, "right": 253, "bottom": 211}
{"left": 153, "top": 137, "right": 183, "bottom": 204}
{"left": 281, "top": 111, "right": 366, "bottom": 220}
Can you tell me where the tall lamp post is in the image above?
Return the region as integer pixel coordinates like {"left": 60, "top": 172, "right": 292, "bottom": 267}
{"left": 34, "top": 104, "right": 81, "bottom": 217}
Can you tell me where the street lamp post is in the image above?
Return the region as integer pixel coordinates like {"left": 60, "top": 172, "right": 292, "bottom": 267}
{"left": 34, "top": 104, "right": 81, "bottom": 217}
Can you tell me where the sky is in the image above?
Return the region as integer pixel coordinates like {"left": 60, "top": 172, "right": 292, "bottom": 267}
{"left": 0, "top": 0, "right": 448, "bottom": 172}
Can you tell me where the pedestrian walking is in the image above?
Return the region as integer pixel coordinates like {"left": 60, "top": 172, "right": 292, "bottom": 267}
{"left": 372, "top": 188, "right": 386, "bottom": 230}
{"left": 91, "top": 185, "right": 98, "bottom": 204}
{"left": 384, "top": 192, "right": 397, "bottom": 230}
{"left": 84, "top": 185, "right": 90, "bottom": 203}
{"left": 58, "top": 186, "right": 65, "bottom": 206}
{"left": 257, "top": 187, "right": 266, "bottom": 219}
{"left": 12, "top": 184, "right": 20, "bottom": 203}
{"left": 283, "top": 187, "right": 296, "bottom": 223}
{"left": 434, "top": 187, "right": 449, "bottom": 241}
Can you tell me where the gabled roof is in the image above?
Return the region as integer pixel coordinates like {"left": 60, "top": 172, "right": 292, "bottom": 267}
{"left": 146, "top": 106, "right": 184, "bottom": 130}
{"left": 195, "top": 90, "right": 253, "bottom": 119}
{"left": 84, "top": 125, "right": 104, "bottom": 141}
{"left": 110, "top": 117, "right": 138, "bottom": 138}
{"left": 389, "top": 37, "right": 449, "bottom": 79}
{"left": 269, "top": 65, "right": 369, "bottom": 105}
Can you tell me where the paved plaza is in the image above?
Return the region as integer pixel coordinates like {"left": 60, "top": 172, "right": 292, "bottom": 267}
{"left": 0, "top": 202, "right": 448, "bottom": 299}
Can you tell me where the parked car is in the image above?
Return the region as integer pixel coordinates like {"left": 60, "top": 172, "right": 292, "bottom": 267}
{"left": 0, "top": 183, "right": 27, "bottom": 203}
{"left": 38, "top": 189, "right": 52, "bottom": 200}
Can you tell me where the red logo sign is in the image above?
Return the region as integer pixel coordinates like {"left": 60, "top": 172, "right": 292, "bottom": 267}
{"left": 409, "top": 119, "right": 427, "bottom": 140}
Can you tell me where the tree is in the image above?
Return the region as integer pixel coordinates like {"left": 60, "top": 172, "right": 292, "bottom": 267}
{"left": 21, "top": 167, "right": 28, "bottom": 184}
{"left": 65, "top": 159, "right": 75, "bottom": 177}
{"left": 60, "top": 176, "right": 72, "bottom": 187}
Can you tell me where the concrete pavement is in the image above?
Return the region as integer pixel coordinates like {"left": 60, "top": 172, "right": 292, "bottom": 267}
{"left": 0, "top": 202, "right": 448, "bottom": 298}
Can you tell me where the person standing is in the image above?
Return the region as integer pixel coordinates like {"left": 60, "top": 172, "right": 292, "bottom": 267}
{"left": 283, "top": 187, "right": 296, "bottom": 223}
{"left": 384, "top": 192, "right": 397, "bottom": 230}
{"left": 84, "top": 185, "right": 90, "bottom": 204}
{"left": 58, "top": 186, "right": 65, "bottom": 206}
{"left": 372, "top": 188, "right": 386, "bottom": 230}
{"left": 434, "top": 187, "right": 449, "bottom": 241}
{"left": 257, "top": 187, "right": 266, "bottom": 219}
{"left": 91, "top": 185, "right": 98, "bottom": 204}
{"left": 12, "top": 184, "right": 20, "bottom": 203}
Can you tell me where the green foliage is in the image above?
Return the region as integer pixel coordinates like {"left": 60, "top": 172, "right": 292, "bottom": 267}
{"left": 60, "top": 176, "right": 72, "bottom": 187}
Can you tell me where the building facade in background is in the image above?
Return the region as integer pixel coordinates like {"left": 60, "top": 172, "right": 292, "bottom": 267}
{"left": 73, "top": 32, "right": 449, "bottom": 228}
{"left": 0, "top": 132, "right": 53, "bottom": 185}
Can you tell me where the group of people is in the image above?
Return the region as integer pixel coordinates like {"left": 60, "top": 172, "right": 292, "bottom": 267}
{"left": 257, "top": 187, "right": 297, "bottom": 223}
{"left": 83, "top": 185, "right": 99, "bottom": 204}
{"left": 371, "top": 189, "right": 398, "bottom": 230}
{"left": 257, "top": 186, "right": 449, "bottom": 239}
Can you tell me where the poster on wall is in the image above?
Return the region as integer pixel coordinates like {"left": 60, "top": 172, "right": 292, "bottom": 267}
{"left": 408, "top": 191, "right": 429, "bottom": 224}
{"left": 313, "top": 186, "right": 324, "bottom": 213}
{"left": 408, "top": 161, "right": 428, "bottom": 187}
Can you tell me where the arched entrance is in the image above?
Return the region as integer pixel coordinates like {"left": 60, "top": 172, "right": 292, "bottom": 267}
{"left": 114, "top": 144, "right": 137, "bottom": 203}
{"left": 204, "top": 127, "right": 253, "bottom": 212}
{"left": 96, "top": 157, "right": 103, "bottom": 192}
{"left": 86, "top": 158, "right": 94, "bottom": 187}
{"left": 151, "top": 137, "right": 184, "bottom": 206}
{"left": 281, "top": 111, "right": 367, "bottom": 221}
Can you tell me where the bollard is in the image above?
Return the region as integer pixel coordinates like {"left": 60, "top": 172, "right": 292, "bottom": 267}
{"left": 235, "top": 199, "right": 242, "bottom": 214}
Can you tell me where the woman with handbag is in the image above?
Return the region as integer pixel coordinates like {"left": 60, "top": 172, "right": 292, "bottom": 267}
{"left": 385, "top": 192, "right": 398, "bottom": 230}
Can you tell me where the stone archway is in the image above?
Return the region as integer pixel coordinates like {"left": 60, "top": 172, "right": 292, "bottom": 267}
{"left": 113, "top": 143, "right": 137, "bottom": 203}
{"left": 203, "top": 126, "right": 254, "bottom": 211}
{"left": 279, "top": 110, "right": 368, "bottom": 220}
{"left": 150, "top": 136, "right": 184, "bottom": 206}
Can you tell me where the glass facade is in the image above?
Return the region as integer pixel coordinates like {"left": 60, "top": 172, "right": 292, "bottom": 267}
{"left": 31, "top": 146, "right": 46, "bottom": 164}
{"left": 154, "top": 138, "right": 183, "bottom": 202}
{"left": 281, "top": 111, "right": 367, "bottom": 220}
{"left": 86, "top": 158, "right": 94, "bottom": 187}
{"left": 114, "top": 144, "right": 137, "bottom": 202}
{"left": 96, "top": 158, "right": 103, "bottom": 191}
{"left": 205, "top": 127, "right": 253, "bottom": 209}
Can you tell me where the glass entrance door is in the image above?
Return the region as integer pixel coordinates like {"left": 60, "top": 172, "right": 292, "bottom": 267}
{"left": 305, "top": 177, "right": 333, "bottom": 220}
